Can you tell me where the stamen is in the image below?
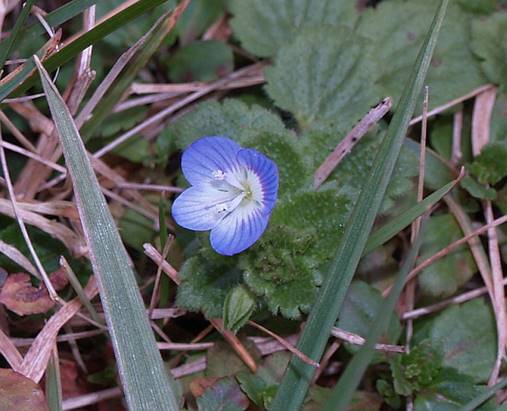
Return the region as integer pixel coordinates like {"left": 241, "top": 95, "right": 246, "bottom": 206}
{"left": 212, "top": 169, "right": 226, "bottom": 180}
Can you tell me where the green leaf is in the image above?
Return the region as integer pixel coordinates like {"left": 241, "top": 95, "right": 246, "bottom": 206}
{"left": 45, "top": 350, "right": 63, "bottom": 411}
{"left": 229, "top": 0, "right": 358, "bottom": 57}
{"left": 471, "top": 11, "right": 507, "bottom": 90}
{"left": 418, "top": 214, "right": 477, "bottom": 298}
{"left": 429, "top": 299, "right": 496, "bottom": 383}
{"left": 429, "top": 115, "right": 473, "bottom": 163}
{"left": 112, "top": 136, "right": 150, "bottom": 164}
{"left": 101, "top": 107, "right": 148, "bottom": 138}
{"left": 303, "top": 125, "right": 419, "bottom": 215}
{"left": 223, "top": 285, "right": 256, "bottom": 333}
{"left": 491, "top": 92, "right": 507, "bottom": 142}
{"left": 365, "top": 178, "right": 460, "bottom": 254}
{"left": 460, "top": 378, "right": 507, "bottom": 411}
{"left": 168, "top": 98, "right": 289, "bottom": 151}
{"left": 176, "top": 253, "right": 243, "bottom": 318}
{"left": 457, "top": 0, "right": 498, "bottom": 15}
{"left": 469, "top": 141, "right": 507, "bottom": 184}
{"left": 265, "top": 26, "right": 380, "bottom": 130}
{"left": 270, "top": 1, "right": 449, "bottom": 408}
{"left": 35, "top": 57, "right": 179, "bottom": 410}
{"left": 390, "top": 342, "right": 443, "bottom": 396}
{"left": 358, "top": 0, "right": 486, "bottom": 111}
{"left": 206, "top": 340, "right": 260, "bottom": 378}
{"left": 167, "top": 40, "right": 233, "bottom": 82}
{"left": 119, "top": 209, "right": 155, "bottom": 250}
{"left": 460, "top": 175, "right": 497, "bottom": 200}
{"left": 176, "top": 0, "right": 225, "bottom": 45}
{"left": 196, "top": 378, "right": 248, "bottom": 411}
{"left": 414, "top": 368, "right": 495, "bottom": 411}
{"left": 337, "top": 281, "right": 402, "bottom": 355}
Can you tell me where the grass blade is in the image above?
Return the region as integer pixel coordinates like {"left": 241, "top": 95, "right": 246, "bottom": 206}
{"left": 80, "top": 0, "right": 190, "bottom": 140}
{"left": 0, "top": 0, "right": 98, "bottom": 59}
{"left": 323, "top": 229, "right": 423, "bottom": 410}
{"left": 0, "top": 0, "right": 168, "bottom": 103}
{"left": 45, "top": 347, "right": 63, "bottom": 411}
{"left": 269, "top": 1, "right": 449, "bottom": 410}
{"left": 34, "top": 58, "right": 179, "bottom": 410}
{"left": 364, "top": 175, "right": 460, "bottom": 254}
{"left": 459, "top": 378, "right": 507, "bottom": 411}
{"left": 0, "top": 0, "right": 37, "bottom": 71}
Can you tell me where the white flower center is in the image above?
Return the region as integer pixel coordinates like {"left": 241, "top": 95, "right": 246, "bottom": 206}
{"left": 210, "top": 168, "right": 263, "bottom": 219}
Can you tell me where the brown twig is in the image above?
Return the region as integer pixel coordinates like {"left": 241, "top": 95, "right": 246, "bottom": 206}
{"left": 331, "top": 327, "right": 405, "bottom": 353}
{"left": 314, "top": 97, "right": 392, "bottom": 188}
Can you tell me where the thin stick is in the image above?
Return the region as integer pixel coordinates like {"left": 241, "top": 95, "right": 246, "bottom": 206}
{"left": 451, "top": 110, "right": 463, "bottom": 165}
{"left": 248, "top": 320, "right": 319, "bottom": 368}
{"left": 409, "top": 84, "right": 495, "bottom": 126}
{"left": 402, "top": 279, "right": 507, "bottom": 320}
{"left": 117, "top": 182, "right": 183, "bottom": 193}
{"left": 0, "top": 124, "right": 58, "bottom": 297}
{"left": 148, "top": 237, "right": 174, "bottom": 319}
{"left": 331, "top": 327, "right": 405, "bottom": 353}
{"left": 0, "top": 110, "right": 37, "bottom": 151}
{"left": 314, "top": 97, "right": 392, "bottom": 188}
{"left": 143, "top": 243, "right": 258, "bottom": 372}
{"left": 93, "top": 63, "right": 264, "bottom": 159}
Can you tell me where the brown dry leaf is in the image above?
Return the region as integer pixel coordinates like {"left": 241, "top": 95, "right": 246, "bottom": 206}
{"left": 0, "top": 368, "right": 49, "bottom": 411}
{"left": 58, "top": 359, "right": 86, "bottom": 399}
{"left": 0, "top": 271, "right": 69, "bottom": 316}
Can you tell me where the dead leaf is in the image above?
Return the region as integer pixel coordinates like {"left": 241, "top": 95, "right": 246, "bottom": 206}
{"left": 0, "top": 368, "right": 49, "bottom": 411}
{"left": 189, "top": 376, "right": 220, "bottom": 398}
{"left": 0, "top": 271, "right": 69, "bottom": 316}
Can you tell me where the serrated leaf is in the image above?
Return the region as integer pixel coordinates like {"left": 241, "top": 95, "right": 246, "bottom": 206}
{"left": 469, "top": 141, "right": 507, "bottom": 184}
{"left": 241, "top": 224, "right": 322, "bottom": 319}
{"left": 167, "top": 40, "right": 233, "bottom": 82}
{"left": 167, "top": 98, "right": 289, "bottom": 150}
{"left": 337, "top": 281, "right": 401, "bottom": 355}
{"left": 229, "top": 0, "right": 358, "bottom": 57}
{"left": 358, "top": 0, "right": 486, "bottom": 111}
{"left": 265, "top": 26, "right": 380, "bottom": 130}
{"left": 223, "top": 285, "right": 256, "bottom": 333}
{"left": 196, "top": 378, "right": 249, "bottom": 411}
{"left": 429, "top": 299, "right": 496, "bottom": 383}
{"left": 390, "top": 342, "right": 443, "bottom": 396}
{"left": 471, "top": 11, "right": 507, "bottom": 90}
{"left": 176, "top": 253, "right": 243, "bottom": 318}
{"left": 418, "top": 214, "right": 476, "bottom": 298}
{"left": 460, "top": 175, "right": 497, "bottom": 200}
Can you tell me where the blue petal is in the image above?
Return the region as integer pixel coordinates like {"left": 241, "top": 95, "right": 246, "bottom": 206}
{"left": 172, "top": 185, "right": 236, "bottom": 231}
{"left": 210, "top": 206, "right": 269, "bottom": 256}
{"left": 181, "top": 136, "right": 241, "bottom": 186}
{"left": 238, "top": 148, "right": 279, "bottom": 214}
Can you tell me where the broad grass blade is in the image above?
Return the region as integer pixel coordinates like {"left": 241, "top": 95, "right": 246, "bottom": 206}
{"left": 323, "top": 229, "right": 423, "bottom": 410}
{"left": 45, "top": 348, "right": 62, "bottom": 411}
{"left": 269, "top": 1, "right": 449, "bottom": 410}
{"left": 460, "top": 378, "right": 507, "bottom": 411}
{"left": 364, "top": 176, "right": 459, "bottom": 254}
{"left": 35, "top": 58, "right": 179, "bottom": 411}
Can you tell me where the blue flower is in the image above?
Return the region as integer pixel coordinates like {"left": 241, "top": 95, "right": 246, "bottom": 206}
{"left": 172, "top": 136, "right": 279, "bottom": 256}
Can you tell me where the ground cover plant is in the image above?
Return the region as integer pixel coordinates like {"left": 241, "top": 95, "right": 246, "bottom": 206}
{"left": 0, "top": 0, "right": 506, "bottom": 410}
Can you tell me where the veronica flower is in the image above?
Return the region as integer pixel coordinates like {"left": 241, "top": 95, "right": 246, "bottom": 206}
{"left": 172, "top": 136, "right": 279, "bottom": 256}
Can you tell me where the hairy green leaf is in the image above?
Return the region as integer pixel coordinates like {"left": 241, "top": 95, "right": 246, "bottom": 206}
{"left": 358, "top": 0, "right": 486, "bottom": 111}
{"left": 229, "top": 0, "right": 358, "bottom": 57}
{"left": 223, "top": 285, "right": 256, "bottom": 333}
{"left": 469, "top": 141, "right": 507, "bottom": 184}
{"left": 265, "top": 26, "right": 380, "bottom": 130}
{"left": 196, "top": 378, "right": 248, "bottom": 411}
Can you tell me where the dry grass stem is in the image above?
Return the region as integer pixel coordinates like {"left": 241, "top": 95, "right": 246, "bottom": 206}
{"left": 331, "top": 327, "right": 405, "bottom": 353}
{"left": 148, "top": 237, "right": 174, "bottom": 318}
{"left": 314, "top": 97, "right": 392, "bottom": 188}
{"left": 0, "top": 239, "right": 38, "bottom": 277}
{"left": 451, "top": 110, "right": 463, "bottom": 165}
{"left": 117, "top": 182, "right": 183, "bottom": 193}
{"left": 0, "top": 327, "right": 23, "bottom": 371}
{"left": 93, "top": 63, "right": 265, "bottom": 159}
{"left": 157, "top": 342, "right": 214, "bottom": 351}
{"left": 248, "top": 320, "right": 319, "bottom": 368}
{"left": 409, "top": 84, "right": 495, "bottom": 126}
{"left": 0, "top": 110, "right": 37, "bottom": 151}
